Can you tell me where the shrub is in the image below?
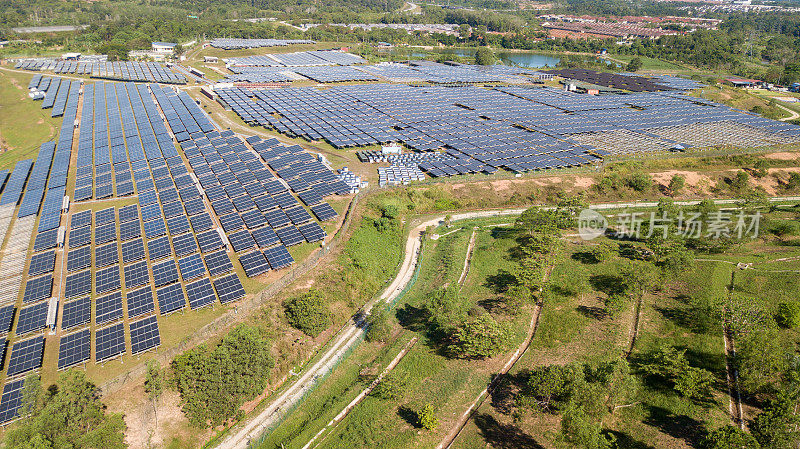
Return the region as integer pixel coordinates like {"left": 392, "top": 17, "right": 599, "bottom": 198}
{"left": 284, "top": 289, "right": 331, "bottom": 337}
{"left": 417, "top": 404, "right": 439, "bottom": 430}
{"left": 626, "top": 173, "right": 652, "bottom": 192}
{"left": 776, "top": 302, "right": 800, "bottom": 328}
{"left": 366, "top": 310, "right": 392, "bottom": 342}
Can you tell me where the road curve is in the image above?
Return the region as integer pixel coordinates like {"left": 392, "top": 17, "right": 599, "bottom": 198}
{"left": 214, "top": 195, "right": 800, "bottom": 449}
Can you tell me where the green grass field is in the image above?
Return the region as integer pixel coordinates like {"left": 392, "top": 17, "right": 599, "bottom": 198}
{"left": 0, "top": 69, "right": 61, "bottom": 169}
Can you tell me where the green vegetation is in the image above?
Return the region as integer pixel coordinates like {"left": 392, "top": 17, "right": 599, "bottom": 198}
{"left": 171, "top": 325, "right": 274, "bottom": 428}
{"left": 5, "top": 371, "right": 127, "bottom": 449}
{"left": 284, "top": 289, "right": 332, "bottom": 337}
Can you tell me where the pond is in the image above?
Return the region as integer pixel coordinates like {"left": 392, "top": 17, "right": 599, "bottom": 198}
{"left": 409, "top": 49, "right": 561, "bottom": 68}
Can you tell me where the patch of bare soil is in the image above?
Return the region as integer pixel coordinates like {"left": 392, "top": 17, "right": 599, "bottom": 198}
{"left": 765, "top": 152, "right": 800, "bottom": 161}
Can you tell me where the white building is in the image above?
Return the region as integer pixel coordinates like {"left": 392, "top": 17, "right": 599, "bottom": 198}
{"left": 151, "top": 42, "right": 177, "bottom": 54}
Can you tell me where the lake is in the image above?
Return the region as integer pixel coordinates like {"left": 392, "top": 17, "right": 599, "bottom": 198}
{"left": 410, "top": 49, "right": 560, "bottom": 68}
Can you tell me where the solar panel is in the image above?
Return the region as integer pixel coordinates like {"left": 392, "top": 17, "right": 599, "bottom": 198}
{"left": 228, "top": 230, "right": 256, "bottom": 252}
{"left": 95, "top": 322, "right": 126, "bottom": 362}
{"left": 147, "top": 236, "right": 172, "bottom": 260}
{"left": 64, "top": 270, "right": 91, "bottom": 298}
{"left": 66, "top": 246, "right": 91, "bottom": 272}
{"left": 239, "top": 251, "right": 270, "bottom": 277}
{"left": 251, "top": 226, "right": 281, "bottom": 248}
{"left": 310, "top": 202, "right": 338, "bottom": 221}
{"left": 95, "top": 265, "right": 121, "bottom": 294}
{"left": 57, "top": 328, "right": 90, "bottom": 369}
{"left": 127, "top": 286, "right": 155, "bottom": 318}
{"left": 284, "top": 206, "right": 312, "bottom": 225}
{"left": 95, "top": 292, "right": 124, "bottom": 324}
{"left": 167, "top": 214, "right": 190, "bottom": 235}
{"left": 7, "top": 335, "right": 44, "bottom": 376}
{"left": 121, "top": 239, "right": 146, "bottom": 263}
{"left": 241, "top": 210, "right": 268, "bottom": 229}
{"left": 190, "top": 213, "right": 214, "bottom": 232}
{"left": 34, "top": 228, "right": 59, "bottom": 252}
{"left": 61, "top": 297, "right": 90, "bottom": 330}
{"left": 298, "top": 221, "right": 327, "bottom": 243}
{"left": 123, "top": 261, "right": 150, "bottom": 289}
{"left": 0, "top": 379, "right": 24, "bottom": 423}
{"left": 95, "top": 207, "right": 116, "bottom": 225}
{"left": 265, "top": 209, "right": 291, "bottom": 228}
{"left": 69, "top": 225, "right": 92, "bottom": 247}
{"left": 172, "top": 233, "right": 198, "bottom": 257}
{"left": 152, "top": 259, "right": 179, "bottom": 286}
{"left": 264, "top": 245, "right": 294, "bottom": 269}
{"left": 95, "top": 243, "right": 119, "bottom": 267}
{"left": 178, "top": 254, "right": 206, "bottom": 281}
{"left": 0, "top": 305, "right": 15, "bottom": 334}
{"left": 95, "top": 222, "right": 117, "bottom": 244}
{"left": 213, "top": 274, "right": 246, "bottom": 304}
{"left": 162, "top": 201, "right": 184, "bottom": 219}
{"left": 16, "top": 301, "right": 48, "bottom": 334}
{"left": 143, "top": 218, "right": 167, "bottom": 238}
{"left": 119, "top": 220, "right": 142, "bottom": 241}
{"left": 184, "top": 198, "right": 206, "bottom": 216}
{"left": 219, "top": 213, "right": 245, "bottom": 233}
{"left": 130, "top": 315, "right": 161, "bottom": 355}
{"left": 186, "top": 278, "right": 217, "bottom": 309}
{"left": 23, "top": 275, "right": 53, "bottom": 303}
{"left": 71, "top": 209, "right": 93, "bottom": 228}
{"left": 141, "top": 203, "right": 162, "bottom": 221}
{"left": 204, "top": 251, "right": 234, "bottom": 276}
{"left": 28, "top": 250, "right": 56, "bottom": 276}
{"left": 196, "top": 230, "right": 225, "bottom": 253}
{"left": 118, "top": 204, "right": 139, "bottom": 223}
{"left": 156, "top": 283, "right": 186, "bottom": 315}
{"left": 275, "top": 225, "right": 305, "bottom": 246}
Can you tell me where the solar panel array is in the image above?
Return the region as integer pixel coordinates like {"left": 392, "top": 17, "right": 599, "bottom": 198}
{"left": 217, "top": 82, "right": 800, "bottom": 176}
{"left": 228, "top": 50, "right": 365, "bottom": 67}
{"left": 209, "top": 38, "right": 316, "bottom": 49}
{"left": 16, "top": 60, "right": 186, "bottom": 84}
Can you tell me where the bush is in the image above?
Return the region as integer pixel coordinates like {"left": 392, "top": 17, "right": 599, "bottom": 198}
{"left": 451, "top": 314, "right": 513, "bottom": 359}
{"left": 171, "top": 325, "right": 274, "bottom": 427}
{"left": 626, "top": 56, "right": 643, "bottom": 72}
{"left": 370, "top": 371, "right": 408, "bottom": 400}
{"left": 776, "top": 302, "right": 800, "bottom": 328}
{"left": 366, "top": 310, "right": 392, "bottom": 342}
{"left": 417, "top": 403, "right": 439, "bottom": 430}
{"left": 626, "top": 173, "right": 652, "bottom": 192}
{"left": 668, "top": 174, "right": 686, "bottom": 194}
{"left": 284, "top": 289, "right": 331, "bottom": 337}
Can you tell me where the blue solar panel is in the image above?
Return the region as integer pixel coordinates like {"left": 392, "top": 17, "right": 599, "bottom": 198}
{"left": 178, "top": 254, "right": 206, "bottom": 281}
{"left": 127, "top": 286, "right": 156, "bottom": 318}
{"left": 58, "top": 328, "right": 91, "bottom": 369}
{"left": 213, "top": 274, "right": 246, "bottom": 304}
{"left": 61, "top": 297, "right": 90, "bottom": 330}
{"left": 95, "top": 322, "right": 126, "bottom": 362}
{"left": 130, "top": 315, "right": 161, "bottom": 354}
{"left": 156, "top": 283, "right": 186, "bottom": 315}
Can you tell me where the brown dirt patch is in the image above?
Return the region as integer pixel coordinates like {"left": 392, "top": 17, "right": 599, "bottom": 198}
{"left": 765, "top": 152, "right": 800, "bottom": 161}
{"left": 490, "top": 180, "right": 513, "bottom": 191}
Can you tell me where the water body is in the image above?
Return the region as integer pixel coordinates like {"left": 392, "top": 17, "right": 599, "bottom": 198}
{"left": 409, "top": 49, "right": 560, "bottom": 68}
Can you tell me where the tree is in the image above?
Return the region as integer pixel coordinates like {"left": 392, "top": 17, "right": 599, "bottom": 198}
{"left": 5, "top": 371, "right": 127, "bottom": 449}
{"left": 626, "top": 172, "right": 652, "bottom": 192}
{"left": 417, "top": 403, "right": 439, "bottom": 430}
{"left": 643, "top": 345, "right": 715, "bottom": 400}
{"left": 626, "top": 56, "right": 643, "bottom": 72}
{"left": 736, "top": 327, "right": 788, "bottom": 395}
{"left": 557, "top": 404, "right": 612, "bottom": 449}
{"left": 731, "top": 170, "right": 751, "bottom": 191}
{"left": 452, "top": 314, "right": 513, "bottom": 359}
{"left": 703, "top": 425, "right": 760, "bottom": 449}
{"left": 284, "top": 289, "right": 331, "bottom": 337}
{"left": 590, "top": 241, "right": 618, "bottom": 263}
{"left": 602, "top": 294, "right": 627, "bottom": 317}
{"left": 145, "top": 361, "right": 164, "bottom": 426}
{"left": 776, "top": 302, "right": 800, "bottom": 328}
{"left": 172, "top": 325, "right": 274, "bottom": 427}
{"left": 620, "top": 261, "right": 660, "bottom": 299}
{"left": 751, "top": 392, "right": 800, "bottom": 448}
{"left": 523, "top": 364, "right": 581, "bottom": 411}
{"left": 475, "top": 46, "right": 495, "bottom": 65}
{"left": 366, "top": 309, "right": 392, "bottom": 342}
{"left": 669, "top": 174, "right": 686, "bottom": 194}
{"left": 371, "top": 371, "right": 408, "bottom": 400}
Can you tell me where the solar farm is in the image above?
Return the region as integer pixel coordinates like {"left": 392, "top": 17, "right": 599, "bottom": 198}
{"left": 215, "top": 75, "right": 800, "bottom": 181}
{"left": 16, "top": 60, "right": 186, "bottom": 84}
{"left": 0, "top": 68, "right": 354, "bottom": 422}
